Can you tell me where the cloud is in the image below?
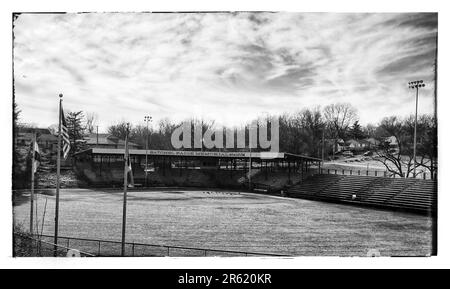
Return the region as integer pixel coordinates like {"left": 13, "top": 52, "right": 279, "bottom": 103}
{"left": 13, "top": 12, "right": 437, "bottom": 130}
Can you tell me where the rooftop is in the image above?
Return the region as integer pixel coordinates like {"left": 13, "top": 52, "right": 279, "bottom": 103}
{"left": 74, "top": 148, "right": 322, "bottom": 162}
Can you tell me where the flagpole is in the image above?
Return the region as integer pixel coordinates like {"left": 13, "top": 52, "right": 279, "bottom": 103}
{"left": 29, "top": 132, "right": 36, "bottom": 234}
{"left": 54, "top": 93, "right": 63, "bottom": 256}
{"left": 121, "top": 123, "right": 130, "bottom": 256}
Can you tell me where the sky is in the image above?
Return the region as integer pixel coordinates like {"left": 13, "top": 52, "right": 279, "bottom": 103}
{"left": 13, "top": 12, "right": 438, "bottom": 131}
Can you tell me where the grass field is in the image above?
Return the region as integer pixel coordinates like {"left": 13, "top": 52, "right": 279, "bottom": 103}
{"left": 13, "top": 189, "right": 434, "bottom": 256}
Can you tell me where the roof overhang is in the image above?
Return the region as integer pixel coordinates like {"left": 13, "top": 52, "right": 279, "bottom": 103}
{"left": 74, "top": 148, "right": 322, "bottom": 162}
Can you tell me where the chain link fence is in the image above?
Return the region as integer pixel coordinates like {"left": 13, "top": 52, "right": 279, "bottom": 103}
{"left": 36, "top": 234, "right": 288, "bottom": 257}
{"left": 14, "top": 233, "right": 95, "bottom": 257}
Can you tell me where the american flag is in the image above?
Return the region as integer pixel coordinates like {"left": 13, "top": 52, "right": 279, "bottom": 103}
{"left": 61, "top": 106, "right": 70, "bottom": 159}
{"left": 32, "top": 139, "right": 40, "bottom": 173}
{"left": 124, "top": 131, "right": 134, "bottom": 187}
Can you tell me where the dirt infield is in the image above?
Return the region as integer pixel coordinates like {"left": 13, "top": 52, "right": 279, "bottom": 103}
{"left": 13, "top": 188, "right": 434, "bottom": 256}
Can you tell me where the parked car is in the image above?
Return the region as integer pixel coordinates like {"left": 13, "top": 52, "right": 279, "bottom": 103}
{"left": 342, "top": 151, "right": 354, "bottom": 157}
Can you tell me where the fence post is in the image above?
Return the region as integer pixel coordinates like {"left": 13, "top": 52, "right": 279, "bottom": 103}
{"left": 132, "top": 243, "right": 135, "bottom": 257}
{"left": 37, "top": 238, "right": 41, "bottom": 256}
{"left": 350, "top": 170, "right": 352, "bottom": 175}
{"left": 167, "top": 246, "right": 170, "bottom": 257}
{"left": 98, "top": 240, "right": 101, "bottom": 256}
{"left": 375, "top": 171, "right": 377, "bottom": 177}
{"left": 358, "top": 170, "right": 360, "bottom": 175}
{"left": 66, "top": 238, "right": 70, "bottom": 248}
{"left": 366, "top": 170, "right": 369, "bottom": 176}
{"left": 423, "top": 172, "right": 426, "bottom": 180}
{"left": 342, "top": 169, "right": 344, "bottom": 175}
{"left": 327, "top": 169, "right": 330, "bottom": 174}
{"left": 335, "top": 169, "right": 337, "bottom": 175}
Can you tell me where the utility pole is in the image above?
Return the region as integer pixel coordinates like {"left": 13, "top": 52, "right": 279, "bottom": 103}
{"left": 121, "top": 123, "right": 130, "bottom": 256}
{"left": 29, "top": 132, "right": 36, "bottom": 234}
{"left": 408, "top": 80, "right": 425, "bottom": 178}
{"left": 144, "top": 116, "right": 152, "bottom": 187}
{"left": 96, "top": 125, "right": 99, "bottom": 145}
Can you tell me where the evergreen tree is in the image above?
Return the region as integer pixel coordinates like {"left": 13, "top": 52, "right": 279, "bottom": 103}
{"left": 350, "top": 120, "right": 365, "bottom": 139}
{"left": 66, "top": 111, "right": 86, "bottom": 154}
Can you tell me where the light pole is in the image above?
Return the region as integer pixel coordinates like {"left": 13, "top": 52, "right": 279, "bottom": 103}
{"left": 144, "top": 115, "right": 152, "bottom": 187}
{"left": 408, "top": 80, "right": 425, "bottom": 178}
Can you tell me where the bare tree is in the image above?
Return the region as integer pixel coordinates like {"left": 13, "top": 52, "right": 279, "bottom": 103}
{"left": 323, "top": 103, "right": 358, "bottom": 155}
{"left": 85, "top": 112, "right": 98, "bottom": 134}
{"left": 108, "top": 121, "right": 131, "bottom": 140}
{"left": 373, "top": 116, "right": 417, "bottom": 178}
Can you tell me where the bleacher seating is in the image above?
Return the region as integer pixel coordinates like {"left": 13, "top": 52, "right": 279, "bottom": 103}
{"left": 288, "top": 174, "right": 437, "bottom": 214}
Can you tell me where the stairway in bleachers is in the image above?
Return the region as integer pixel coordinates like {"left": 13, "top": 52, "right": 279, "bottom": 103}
{"left": 288, "top": 174, "right": 437, "bottom": 214}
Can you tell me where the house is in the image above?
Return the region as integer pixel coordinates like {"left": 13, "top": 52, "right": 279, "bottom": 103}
{"left": 84, "top": 133, "right": 140, "bottom": 149}
{"left": 361, "top": 137, "right": 380, "bottom": 149}
{"left": 15, "top": 128, "right": 58, "bottom": 153}
{"left": 346, "top": 139, "right": 365, "bottom": 149}
{"left": 383, "top": 136, "right": 399, "bottom": 153}
{"left": 325, "top": 138, "right": 345, "bottom": 153}
{"left": 385, "top": 136, "right": 398, "bottom": 146}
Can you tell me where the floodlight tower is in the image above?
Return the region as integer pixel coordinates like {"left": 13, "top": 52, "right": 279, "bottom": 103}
{"left": 144, "top": 115, "right": 152, "bottom": 187}
{"left": 408, "top": 80, "right": 425, "bottom": 178}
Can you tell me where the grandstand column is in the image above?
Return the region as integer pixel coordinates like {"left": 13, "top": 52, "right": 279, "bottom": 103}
{"left": 300, "top": 161, "right": 303, "bottom": 180}
{"left": 288, "top": 161, "right": 291, "bottom": 183}
{"left": 265, "top": 160, "right": 268, "bottom": 180}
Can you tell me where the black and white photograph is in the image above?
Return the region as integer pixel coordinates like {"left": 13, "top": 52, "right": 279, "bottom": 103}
{"left": 4, "top": 2, "right": 447, "bottom": 268}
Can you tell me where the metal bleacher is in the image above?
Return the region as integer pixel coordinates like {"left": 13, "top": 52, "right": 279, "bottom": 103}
{"left": 288, "top": 174, "right": 437, "bottom": 214}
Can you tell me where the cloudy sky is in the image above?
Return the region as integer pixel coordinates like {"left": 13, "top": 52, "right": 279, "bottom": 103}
{"left": 13, "top": 12, "right": 437, "bottom": 131}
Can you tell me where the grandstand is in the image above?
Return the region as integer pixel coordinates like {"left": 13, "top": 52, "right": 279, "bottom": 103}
{"left": 288, "top": 174, "right": 437, "bottom": 214}
{"left": 72, "top": 148, "right": 437, "bottom": 215}
{"left": 73, "top": 148, "right": 321, "bottom": 190}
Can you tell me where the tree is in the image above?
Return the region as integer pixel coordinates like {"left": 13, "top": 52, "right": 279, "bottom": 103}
{"left": 407, "top": 115, "right": 437, "bottom": 179}
{"left": 108, "top": 121, "right": 131, "bottom": 141}
{"left": 298, "top": 107, "right": 324, "bottom": 157}
{"left": 373, "top": 116, "right": 411, "bottom": 178}
{"left": 323, "top": 103, "right": 358, "bottom": 155}
{"left": 372, "top": 115, "right": 436, "bottom": 178}
{"left": 85, "top": 112, "right": 98, "bottom": 134}
{"left": 364, "top": 123, "right": 377, "bottom": 138}
{"left": 349, "top": 120, "right": 365, "bottom": 140}
{"left": 277, "top": 109, "right": 324, "bottom": 157}
{"left": 66, "top": 111, "right": 86, "bottom": 154}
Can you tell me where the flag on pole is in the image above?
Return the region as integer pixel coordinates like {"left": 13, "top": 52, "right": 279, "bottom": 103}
{"left": 124, "top": 133, "right": 134, "bottom": 187}
{"left": 33, "top": 139, "right": 40, "bottom": 173}
{"left": 60, "top": 106, "right": 70, "bottom": 159}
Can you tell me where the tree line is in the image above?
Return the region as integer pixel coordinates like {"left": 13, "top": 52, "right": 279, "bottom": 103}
{"left": 13, "top": 102, "right": 437, "bottom": 179}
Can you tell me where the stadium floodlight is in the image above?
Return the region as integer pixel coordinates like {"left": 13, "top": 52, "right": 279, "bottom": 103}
{"left": 144, "top": 115, "right": 152, "bottom": 187}
{"left": 408, "top": 80, "right": 426, "bottom": 178}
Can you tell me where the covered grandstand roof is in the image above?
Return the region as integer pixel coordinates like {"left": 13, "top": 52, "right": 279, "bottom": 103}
{"left": 74, "top": 148, "right": 322, "bottom": 162}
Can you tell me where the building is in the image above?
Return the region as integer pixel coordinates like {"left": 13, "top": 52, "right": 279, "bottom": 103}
{"left": 15, "top": 128, "right": 58, "bottom": 154}
{"left": 361, "top": 137, "right": 380, "bottom": 149}
{"left": 345, "top": 139, "right": 365, "bottom": 149}
{"left": 73, "top": 148, "right": 322, "bottom": 187}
